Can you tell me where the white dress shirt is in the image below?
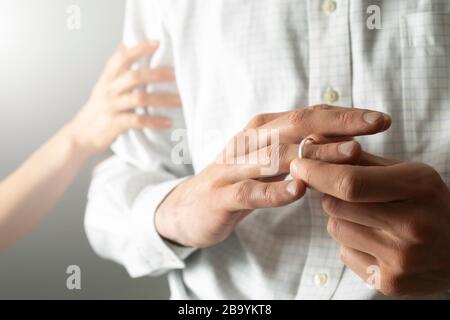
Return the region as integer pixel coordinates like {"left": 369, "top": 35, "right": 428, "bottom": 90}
{"left": 85, "top": 0, "right": 450, "bottom": 299}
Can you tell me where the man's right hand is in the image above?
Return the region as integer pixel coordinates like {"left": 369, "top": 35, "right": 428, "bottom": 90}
{"left": 155, "top": 105, "right": 391, "bottom": 248}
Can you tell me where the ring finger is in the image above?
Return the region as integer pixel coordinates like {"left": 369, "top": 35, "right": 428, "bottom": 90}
{"left": 222, "top": 140, "right": 362, "bottom": 182}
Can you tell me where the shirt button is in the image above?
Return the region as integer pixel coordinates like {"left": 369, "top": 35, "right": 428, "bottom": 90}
{"left": 323, "top": 89, "right": 339, "bottom": 104}
{"left": 314, "top": 273, "right": 329, "bottom": 288}
{"left": 322, "top": 0, "right": 337, "bottom": 14}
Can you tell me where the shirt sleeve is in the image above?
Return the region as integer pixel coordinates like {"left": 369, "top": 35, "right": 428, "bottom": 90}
{"left": 84, "top": 0, "right": 197, "bottom": 278}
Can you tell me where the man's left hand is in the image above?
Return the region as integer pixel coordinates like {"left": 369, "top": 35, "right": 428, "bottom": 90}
{"left": 290, "top": 152, "right": 450, "bottom": 297}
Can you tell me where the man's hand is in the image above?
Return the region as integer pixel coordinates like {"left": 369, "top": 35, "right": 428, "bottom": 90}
{"left": 156, "top": 105, "right": 391, "bottom": 248}
{"left": 290, "top": 154, "right": 450, "bottom": 297}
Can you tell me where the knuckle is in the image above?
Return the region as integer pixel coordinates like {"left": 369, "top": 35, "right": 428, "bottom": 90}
{"left": 235, "top": 182, "right": 252, "bottom": 206}
{"left": 336, "top": 169, "right": 363, "bottom": 201}
{"left": 310, "top": 144, "right": 323, "bottom": 160}
{"left": 381, "top": 273, "right": 408, "bottom": 297}
{"left": 276, "top": 143, "right": 290, "bottom": 161}
{"left": 205, "top": 164, "right": 224, "bottom": 183}
{"left": 388, "top": 240, "right": 418, "bottom": 275}
{"left": 322, "top": 196, "right": 341, "bottom": 217}
{"left": 402, "top": 219, "right": 431, "bottom": 244}
{"left": 288, "top": 109, "right": 310, "bottom": 125}
{"left": 263, "top": 145, "right": 281, "bottom": 169}
{"left": 265, "top": 145, "right": 276, "bottom": 160}
{"left": 262, "top": 184, "right": 276, "bottom": 204}
{"left": 261, "top": 183, "right": 284, "bottom": 207}
{"left": 404, "top": 220, "right": 423, "bottom": 242}
{"left": 263, "top": 144, "right": 288, "bottom": 167}
{"left": 248, "top": 114, "right": 267, "bottom": 128}
{"left": 413, "top": 163, "right": 445, "bottom": 197}
{"left": 337, "top": 111, "right": 354, "bottom": 129}
{"left": 327, "top": 217, "right": 340, "bottom": 238}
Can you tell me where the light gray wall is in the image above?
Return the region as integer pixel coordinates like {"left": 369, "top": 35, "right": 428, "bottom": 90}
{"left": 0, "top": 0, "right": 169, "bottom": 299}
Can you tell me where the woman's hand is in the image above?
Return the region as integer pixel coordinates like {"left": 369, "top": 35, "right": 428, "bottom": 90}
{"left": 66, "top": 41, "right": 181, "bottom": 158}
{"left": 0, "top": 41, "right": 181, "bottom": 252}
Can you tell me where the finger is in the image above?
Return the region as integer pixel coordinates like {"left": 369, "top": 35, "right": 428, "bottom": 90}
{"left": 117, "top": 114, "right": 173, "bottom": 131}
{"left": 222, "top": 113, "right": 288, "bottom": 158}
{"left": 322, "top": 195, "right": 397, "bottom": 229}
{"left": 224, "top": 110, "right": 357, "bottom": 159}
{"left": 241, "top": 104, "right": 388, "bottom": 132}
{"left": 223, "top": 179, "right": 306, "bottom": 211}
{"left": 261, "top": 105, "right": 392, "bottom": 144}
{"left": 106, "top": 41, "right": 160, "bottom": 77}
{"left": 225, "top": 144, "right": 295, "bottom": 180}
{"left": 327, "top": 217, "right": 390, "bottom": 259}
{"left": 228, "top": 113, "right": 327, "bottom": 158}
{"left": 339, "top": 246, "right": 379, "bottom": 288}
{"left": 302, "top": 140, "right": 362, "bottom": 164}
{"left": 110, "top": 67, "right": 175, "bottom": 95}
{"left": 222, "top": 141, "right": 360, "bottom": 183}
{"left": 230, "top": 106, "right": 390, "bottom": 157}
{"left": 114, "top": 91, "right": 182, "bottom": 111}
{"left": 224, "top": 129, "right": 354, "bottom": 161}
{"left": 243, "top": 112, "right": 289, "bottom": 130}
{"left": 290, "top": 159, "right": 412, "bottom": 202}
{"left": 357, "top": 151, "right": 401, "bottom": 167}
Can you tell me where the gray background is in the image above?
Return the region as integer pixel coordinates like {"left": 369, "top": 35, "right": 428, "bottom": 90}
{"left": 0, "top": 0, "right": 169, "bottom": 299}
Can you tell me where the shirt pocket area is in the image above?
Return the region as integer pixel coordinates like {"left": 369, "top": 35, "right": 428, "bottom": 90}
{"left": 400, "top": 12, "right": 450, "bottom": 178}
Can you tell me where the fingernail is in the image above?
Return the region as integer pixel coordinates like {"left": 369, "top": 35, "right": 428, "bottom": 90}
{"left": 338, "top": 141, "right": 355, "bottom": 157}
{"left": 364, "top": 112, "right": 382, "bottom": 124}
{"left": 287, "top": 181, "right": 298, "bottom": 196}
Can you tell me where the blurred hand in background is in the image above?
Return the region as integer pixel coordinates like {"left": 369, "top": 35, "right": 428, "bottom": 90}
{"left": 69, "top": 41, "right": 180, "bottom": 158}
{"left": 0, "top": 41, "right": 180, "bottom": 252}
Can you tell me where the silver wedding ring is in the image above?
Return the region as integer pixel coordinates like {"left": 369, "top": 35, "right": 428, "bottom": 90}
{"left": 298, "top": 137, "right": 316, "bottom": 159}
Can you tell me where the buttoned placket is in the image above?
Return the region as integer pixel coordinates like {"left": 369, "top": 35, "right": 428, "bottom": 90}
{"left": 294, "top": 0, "right": 353, "bottom": 300}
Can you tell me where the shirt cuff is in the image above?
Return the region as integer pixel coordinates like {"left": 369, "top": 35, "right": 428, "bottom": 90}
{"left": 128, "top": 177, "right": 197, "bottom": 278}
